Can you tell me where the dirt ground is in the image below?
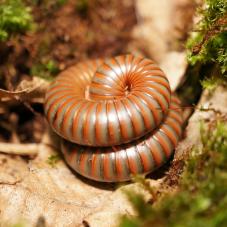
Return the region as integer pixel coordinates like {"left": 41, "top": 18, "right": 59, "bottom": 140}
{"left": 0, "top": 0, "right": 136, "bottom": 145}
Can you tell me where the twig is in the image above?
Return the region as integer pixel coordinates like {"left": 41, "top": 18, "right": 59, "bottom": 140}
{"left": 0, "top": 142, "right": 39, "bottom": 156}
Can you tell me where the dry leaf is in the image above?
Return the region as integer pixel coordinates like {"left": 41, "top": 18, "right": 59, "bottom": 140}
{"left": 0, "top": 130, "right": 162, "bottom": 227}
{"left": 0, "top": 133, "right": 114, "bottom": 226}
{"left": 0, "top": 77, "right": 49, "bottom": 103}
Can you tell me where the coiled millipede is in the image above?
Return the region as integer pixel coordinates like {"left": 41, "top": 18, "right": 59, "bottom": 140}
{"left": 44, "top": 55, "right": 183, "bottom": 182}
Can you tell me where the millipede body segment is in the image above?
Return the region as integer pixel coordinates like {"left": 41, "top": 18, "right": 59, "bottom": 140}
{"left": 44, "top": 55, "right": 183, "bottom": 182}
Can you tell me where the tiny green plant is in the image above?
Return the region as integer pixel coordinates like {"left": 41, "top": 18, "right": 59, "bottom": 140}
{"left": 31, "top": 0, "right": 68, "bottom": 11}
{"left": 187, "top": 0, "right": 227, "bottom": 75}
{"left": 200, "top": 76, "right": 224, "bottom": 90}
{"left": 47, "top": 154, "right": 61, "bottom": 167}
{"left": 30, "top": 60, "right": 59, "bottom": 81}
{"left": 75, "top": 0, "right": 89, "bottom": 16}
{"left": 0, "top": 0, "right": 34, "bottom": 41}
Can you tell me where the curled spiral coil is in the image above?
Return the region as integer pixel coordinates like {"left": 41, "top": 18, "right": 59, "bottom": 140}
{"left": 44, "top": 55, "right": 183, "bottom": 182}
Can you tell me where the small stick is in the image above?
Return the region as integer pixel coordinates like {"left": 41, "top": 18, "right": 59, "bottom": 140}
{"left": 0, "top": 142, "right": 39, "bottom": 156}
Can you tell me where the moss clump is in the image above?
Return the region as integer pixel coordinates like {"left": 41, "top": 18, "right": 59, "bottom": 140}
{"left": 75, "top": 0, "right": 89, "bottom": 17}
{"left": 177, "top": 0, "right": 227, "bottom": 108}
{"left": 120, "top": 120, "right": 227, "bottom": 227}
{"left": 31, "top": 0, "right": 68, "bottom": 10}
{"left": 187, "top": 0, "right": 227, "bottom": 75}
{"left": 0, "top": 0, "right": 34, "bottom": 41}
{"left": 200, "top": 76, "right": 225, "bottom": 91}
{"left": 46, "top": 154, "right": 61, "bottom": 167}
{"left": 30, "top": 60, "right": 59, "bottom": 81}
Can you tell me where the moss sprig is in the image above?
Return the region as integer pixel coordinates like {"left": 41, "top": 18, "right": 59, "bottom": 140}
{"left": 187, "top": 0, "right": 227, "bottom": 76}
{"left": 0, "top": 0, "right": 34, "bottom": 41}
{"left": 30, "top": 60, "right": 59, "bottom": 81}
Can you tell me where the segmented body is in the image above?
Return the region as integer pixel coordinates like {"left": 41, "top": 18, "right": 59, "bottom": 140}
{"left": 44, "top": 55, "right": 183, "bottom": 182}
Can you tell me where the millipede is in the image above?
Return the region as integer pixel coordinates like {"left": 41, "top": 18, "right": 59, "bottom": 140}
{"left": 44, "top": 54, "right": 183, "bottom": 182}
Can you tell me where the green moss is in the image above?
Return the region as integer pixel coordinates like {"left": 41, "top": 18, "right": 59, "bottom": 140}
{"left": 120, "top": 120, "right": 227, "bottom": 227}
{"left": 200, "top": 76, "right": 225, "bottom": 90}
{"left": 30, "top": 60, "right": 59, "bottom": 81}
{"left": 187, "top": 0, "right": 227, "bottom": 75}
{"left": 75, "top": 0, "right": 89, "bottom": 16}
{"left": 0, "top": 0, "right": 34, "bottom": 41}
{"left": 31, "top": 0, "right": 68, "bottom": 9}
{"left": 46, "top": 154, "right": 61, "bottom": 167}
{"left": 55, "top": 0, "right": 67, "bottom": 7}
{"left": 178, "top": 0, "right": 227, "bottom": 106}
